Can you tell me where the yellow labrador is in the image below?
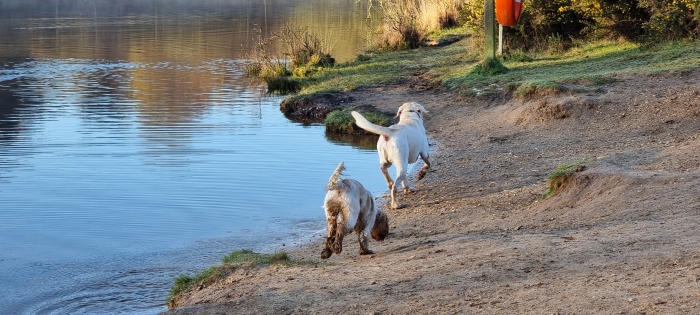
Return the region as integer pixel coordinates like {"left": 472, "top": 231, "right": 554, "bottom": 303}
{"left": 351, "top": 102, "right": 431, "bottom": 209}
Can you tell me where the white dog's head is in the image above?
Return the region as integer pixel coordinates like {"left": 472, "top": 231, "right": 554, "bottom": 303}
{"left": 394, "top": 102, "right": 428, "bottom": 121}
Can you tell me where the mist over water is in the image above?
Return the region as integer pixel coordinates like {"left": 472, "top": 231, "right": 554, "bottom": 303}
{"left": 0, "top": 1, "right": 382, "bottom": 314}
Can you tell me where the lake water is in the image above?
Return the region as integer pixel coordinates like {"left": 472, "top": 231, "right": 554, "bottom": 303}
{"left": 0, "top": 1, "right": 386, "bottom": 314}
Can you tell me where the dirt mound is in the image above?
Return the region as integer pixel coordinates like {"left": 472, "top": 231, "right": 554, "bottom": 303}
{"left": 503, "top": 95, "right": 596, "bottom": 124}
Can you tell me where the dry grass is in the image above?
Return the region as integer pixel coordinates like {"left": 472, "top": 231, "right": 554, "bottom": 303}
{"left": 370, "top": 0, "right": 462, "bottom": 50}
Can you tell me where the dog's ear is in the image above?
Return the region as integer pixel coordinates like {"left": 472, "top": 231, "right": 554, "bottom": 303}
{"left": 394, "top": 107, "right": 402, "bottom": 119}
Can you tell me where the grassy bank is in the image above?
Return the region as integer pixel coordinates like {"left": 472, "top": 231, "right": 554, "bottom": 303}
{"left": 284, "top": 33, "right": 700, "bottom": 103}
{"left": 167, "top": 250, "right": 310, "bottom": 308}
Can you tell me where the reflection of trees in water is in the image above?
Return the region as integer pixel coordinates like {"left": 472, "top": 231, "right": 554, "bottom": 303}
{"left": 131, "top": 66, "right": 215, "bottom": 126}
{"left": 324, "top": 130, "right": 378, "bottom": 151}
{"left": 1, "top": 0, "right": 376, "bottom": 63}
{"left": 0, "top": 0, "right": 288, "bottom": 18}
{"left": 0, "top": 80, "right": 29, "bottom": 143}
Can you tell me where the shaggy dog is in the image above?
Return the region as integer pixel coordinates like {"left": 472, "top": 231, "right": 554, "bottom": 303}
{"left": 351, "top": 102, "right": 431, "bottom": 209}
{"left": 321, "top": 162, "right": 389, "bottom": 259}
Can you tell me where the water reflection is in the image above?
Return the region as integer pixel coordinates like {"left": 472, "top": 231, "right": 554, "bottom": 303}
{"left": 0, "top": 1, "right": 375, "bottom": 63}
{"left": 0, "top": 79, "right": 29, "bottom": 143}
{"left": 325, "top": 130, "right": 379, "bottom": 151}
{"left": 0, "top": 1, "right": 383, "bottom": 314}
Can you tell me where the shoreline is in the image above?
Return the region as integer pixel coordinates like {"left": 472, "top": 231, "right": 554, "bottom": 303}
{"left": 164, "top": 70, "right": 700, "bottom": 314}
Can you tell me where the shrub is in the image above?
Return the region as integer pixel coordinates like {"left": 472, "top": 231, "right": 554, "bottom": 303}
{"left": 275, "top": 25, "right": 336, "bottom": 68}
{"left": 243, "top": 25, "right": 336, "bottom": 94}
{"left": 640, "top": 0, "right": 700, "bottom": 41}
{"left": 460, "top": 0, "right": 698, "bottom": 53}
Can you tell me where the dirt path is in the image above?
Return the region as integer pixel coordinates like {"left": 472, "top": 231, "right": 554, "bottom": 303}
{"left": 164, "top": 69, "right": 700, "bottom": 315}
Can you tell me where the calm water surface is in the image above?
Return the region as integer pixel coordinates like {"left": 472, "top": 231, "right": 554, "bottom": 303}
{"left": 0, "top": 1, "right": 386, "bottom": 314}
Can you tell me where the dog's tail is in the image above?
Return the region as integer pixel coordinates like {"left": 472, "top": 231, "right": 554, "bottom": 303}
{"left": 351, "top": 111, "right": 393, "bottom": 138}
{"left": 325, "top": 162, "right": 347, "bottom": 191}
{"left": 371, "top": 210, "right": 389, "bottom": 241}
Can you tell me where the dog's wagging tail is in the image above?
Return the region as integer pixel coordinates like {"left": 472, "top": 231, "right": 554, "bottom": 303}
{"left": 321, "top": 162, "right": 389, "bottom": 259}
{"left": 351, "top": 102, "right": 431, "bottom": 209}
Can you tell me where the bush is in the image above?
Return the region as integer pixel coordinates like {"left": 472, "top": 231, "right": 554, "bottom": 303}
{"left": 640, "top": 0, "right": 700, "bottom": 41}
{"left": 275, "top": 25, "right": 336, "bottom": 68}
{"left": 460, "top": 0, "right": 698, "bottom": 53}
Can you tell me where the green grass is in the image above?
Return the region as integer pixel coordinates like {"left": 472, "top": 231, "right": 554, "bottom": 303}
{"left": 543, "top": 160, "right": 587, "bottom": 198}
{"left": 221, "top": 249, "right": 291, "bottom": 265}
{"left": 167, "top": 250, "right": 300, "bottom": 307}
{"left": 284, "top": 35, "right": 700, "bottom": 102}
{"left": 324, "top": 110, "right": 390, "bottom": 134}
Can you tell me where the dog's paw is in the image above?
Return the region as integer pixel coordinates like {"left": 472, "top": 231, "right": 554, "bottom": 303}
{"left": 331, "top": 242, "right": 343, "bottom": 254}
{"left": 360, "top": 249, "right": 374, "bottom": 255}
{"left": 403, "top": 187, "right": 417, "bottom": 194}
{"left": 320, "top": 247, "right": 333, "bottom": 259}
{"left": 392, "top": 202, "right": 405, "bottom": 209}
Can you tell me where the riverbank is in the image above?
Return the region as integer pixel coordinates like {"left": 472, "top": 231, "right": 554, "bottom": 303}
{"left": 164, "top": 64, "right": 700, "bottom": 314}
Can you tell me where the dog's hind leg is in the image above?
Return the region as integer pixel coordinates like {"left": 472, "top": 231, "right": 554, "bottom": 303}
{"left": 389, "top": 162, "right": 411, "bottom": 209}
{"left": 321, "top": 215, "right": 337, "bottom": 259}
{"left": 358, "top": 231, "right": 373, "bottom": 255}
{"left": 380, "top": 162, "right": 394, "bottom": 190}
{"left": 417, "top": 152, "right": 431, "bottom": 181}
{"left": 395, "top": 161, "right": 416, "bottom": 194}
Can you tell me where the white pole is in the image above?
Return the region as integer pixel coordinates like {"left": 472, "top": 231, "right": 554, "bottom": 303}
{"left": 498, "top": 24, "right": 503, "bottom": 56}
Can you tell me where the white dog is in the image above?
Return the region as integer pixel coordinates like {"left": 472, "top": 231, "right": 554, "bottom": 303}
{"left": 351, "top": 102, "right": 431, "bottom": 209}
{"left": 321, "top": 162, "right": 389, "bottom": 259}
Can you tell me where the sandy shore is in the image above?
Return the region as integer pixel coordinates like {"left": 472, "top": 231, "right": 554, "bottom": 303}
{"left": 164, "top": 69, "right": 700, "bottom": 315}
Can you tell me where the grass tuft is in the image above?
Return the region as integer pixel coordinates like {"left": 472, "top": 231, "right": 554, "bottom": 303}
{"left": 543, "top": 161, "right": 586, "bottom": 198}
{"left": 266, "top": 76, "right": 301, "bottom": 95}
{"left": 167, "top": 250, "right": 300, "bottom": 308}
{"left": 324, "top": 110, "right": 390, "bottom": 134}
{"left": 470, "top": 57, "right": 508, "bottom": 75}
{"left": 221, "top": 249, "right": 291, "bottom": 266}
